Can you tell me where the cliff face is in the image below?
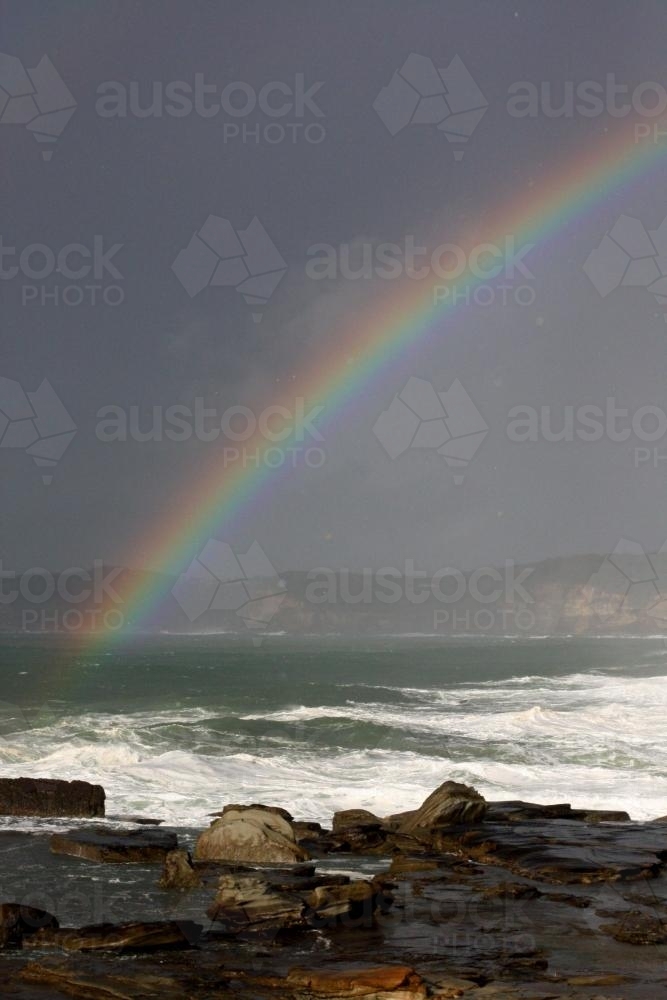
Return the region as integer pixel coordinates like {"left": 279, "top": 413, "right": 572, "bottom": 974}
{"left": 272, "top": 556, "right": 667, "bottom": 636}
{"left": 1, "top": 556, "right": 664, "bottom": 636}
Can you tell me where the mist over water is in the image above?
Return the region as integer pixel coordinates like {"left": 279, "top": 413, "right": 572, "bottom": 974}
{"left": 1, "top": 634, "right": 666, "bottom": 827}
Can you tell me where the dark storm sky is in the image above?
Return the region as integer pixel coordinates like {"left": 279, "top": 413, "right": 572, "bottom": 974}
{"left": 3, "top": 0, "right": 667, "bottom": 576}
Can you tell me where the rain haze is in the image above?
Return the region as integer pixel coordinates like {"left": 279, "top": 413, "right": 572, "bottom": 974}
{"left": 3, "top": 0, "right": 667, "bottom": 584}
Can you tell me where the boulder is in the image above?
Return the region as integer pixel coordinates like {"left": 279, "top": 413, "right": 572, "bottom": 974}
{"left": 293, "top": 824, "right": 346, "bottom": 856}
{"left": 217, "top": 863, "right": 348, "bottom": 893}
{"left": 306, "top": 879, "right": 385, "bottom": 925}
{"left": 51, "top": 827, "right": 178, "bottom": 863}
{"left": 213, "top": 802, "right": 294, "bottom": 822}
{"left": 399, "top": 781, "right": 486, "bottom": 835}
{"left": 332, "top": 826, "right": 388, "bottom": 854}
{"left": 207, "top": 872, "right": 306, "bottom": 931}
{"left": 293, "top": 820, "right": 325, "bottom": 838}
{"left": 328, "top": 810, "right": 389, "bottom": 852}
{"left": 0, "top": 777, "right": 104, "bottom": 818}
{"left": 195, "top": 805, "right": 310, "bottom": 864}
{"left": 0, "top": 903, "right": 58, "bottom": 949}
{"left": 382, "top": 809, "right": 417, "bottom": 830}
{"left": 207, "top": 865, "right": 389, "bottom": 935}
{"left": 159, "top": 849, "right": 202, "bottom": 889}
{"left": 25, "top": 920, "right": 201, "bottom": 952}
{"left": 332, "top": 808, "right": 383, "bottom": 832}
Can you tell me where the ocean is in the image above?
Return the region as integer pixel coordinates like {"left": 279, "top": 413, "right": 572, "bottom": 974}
{"left": 1, "top": 634, "right": 666, "bottom": 829}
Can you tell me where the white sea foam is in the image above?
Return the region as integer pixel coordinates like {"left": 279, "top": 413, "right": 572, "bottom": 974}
{"left": 1, "top": 670, "right": 666, "bottom": 826}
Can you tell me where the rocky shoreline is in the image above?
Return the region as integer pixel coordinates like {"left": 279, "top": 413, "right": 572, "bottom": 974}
{"left": 1, "top": 777, "right": 666, "bottom": 998}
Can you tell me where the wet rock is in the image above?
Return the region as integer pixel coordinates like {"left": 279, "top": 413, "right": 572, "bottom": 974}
{"left": 294, "top": 820, "right": 326, "bottom": 839}
{"left": 429, "top": 816, "right": 667, "bottom": 884}
{"left": 601, "top": 909, "right": 667, "bottom": 944}
{"left": 25, "top": 920, "right": 201, "bottom": 952}
{"left": 481, "top": 882, "right": 541, "bottom": 900}
{"left": 399, "top": 781, "right": 487, "bottom": 836}
{"left": 293, "top": 821, "right": 344, "bottom": 856}
{"left": 113, "top": 814, "right": 164, "bottom": 825}
{"left": 0, "top": 777, "right": 104, "bottom": 818}
{"left": 20, "top": 962, "right": 183, "bottom": 1000}
{"left": 427, "top": 973, "right": 479, "bottom": 997}
{"left": 388, "top": 857, "right": 440, "bottom": 875}
{"left": 195, "top": 804, "right": 310, "bottom": 864}
{"left": 331, "top": 824, "right": 389, "bottom": 853}
{"left": 332, "top": 808, "right": 383, "bottom": 832}
{"left": 285, "top": 964, "right": 427, "bottom": 998}
{"left": 485, "top": 800, "right": 575, "bottom": 822}
{"left": 211, "top": 802, "right": 294, "bottom": 822}
{"left": 207, "top": 865, "right": 389, "bottom": 936}
{"left": 542, "top": 891, "right": 591, "bottom": 908}
{"left": 382, "top": 809, "right": 417, "bottom": 830}
{"left": 307, "top": 879, "right": 386, "bottom": 926}
{"left": 578, "top": 808, "right": 631, "bottom": 823}
{"left": 293, "top": 813, "right": 400, "bottom": 857}
{"left": 241, "top": 864, "right": 350, "bottom": 893}
{"left": 486, "top": 800, "right": 631, "bottom": 824}
{"left": 159, "top": 849, "right": 202, "bottom": 889}
{"left": 499, "top": 954, "right": 548, "bottom": 974}
{"left": 51, "top": 827, "right": 178, "bottom": 863}
{"left": 192, "top": 859, "right": 341, "bottom": 892}
{"left": 7, "top": 782, "right": 667, "bottom": 999}
{"left": 207, "top": 872, "right": 307, "bottom": 932}
{"left": 0, "top": 903, "right": 58, "bottom": 949}
{"left": 566, "top": 973, "right": 628, "bottom": 986}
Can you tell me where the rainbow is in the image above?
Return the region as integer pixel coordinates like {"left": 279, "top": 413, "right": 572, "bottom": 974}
{"left": 92, "top": 123, "right": 666, "bottom": 641}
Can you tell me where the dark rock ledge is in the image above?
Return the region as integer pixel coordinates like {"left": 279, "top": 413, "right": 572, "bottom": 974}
{"left": 1, "top": 779, "right": 666, "bottom": 999}
{"left": 0, "top": 777, "right": 104, "bottom": 818}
